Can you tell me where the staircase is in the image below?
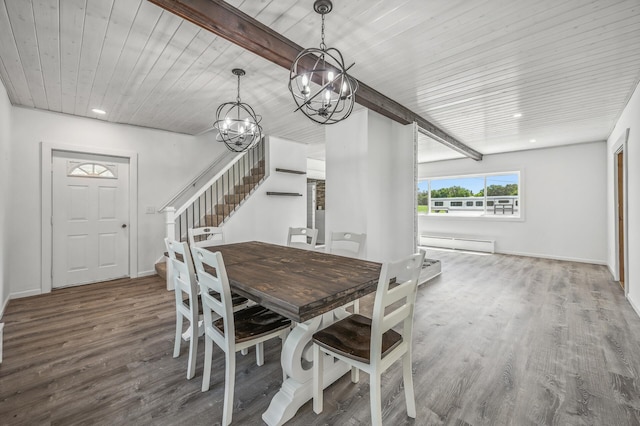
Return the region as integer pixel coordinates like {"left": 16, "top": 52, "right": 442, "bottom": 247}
{"left": 204, "top": 160, "right": 265, "bottom": 227}
{"left": 156, "top": 139, "right": 267, "bottom": 282}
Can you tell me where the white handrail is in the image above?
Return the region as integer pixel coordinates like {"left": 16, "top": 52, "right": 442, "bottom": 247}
{"left": 173, "top": 151, "right": 246, "bottom": 218}
{"left": 158, "top": 150, "right": 241, "bottom": 213}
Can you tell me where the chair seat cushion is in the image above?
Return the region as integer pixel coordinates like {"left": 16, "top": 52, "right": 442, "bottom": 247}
{"left": 312, "top": 314, "right": 402, "bottom": 364}
{"left": 182, "top": 291, "right": 248, "bottom": 315}
{"left": 214, "top": 305, "right": 291, "bottom": 343}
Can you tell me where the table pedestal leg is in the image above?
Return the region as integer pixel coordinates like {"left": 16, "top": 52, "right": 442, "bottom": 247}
{"left": 262, "top": 311, "right": 349, "bottom": 426}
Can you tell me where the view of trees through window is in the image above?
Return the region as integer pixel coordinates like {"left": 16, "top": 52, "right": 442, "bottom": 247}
{"left": 417, "top": 172, "right": 520, "bottom": 217}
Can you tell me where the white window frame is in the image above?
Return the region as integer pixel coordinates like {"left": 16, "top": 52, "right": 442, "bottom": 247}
{"left": 418, "top": 171, "right": 523, "bottom": 220}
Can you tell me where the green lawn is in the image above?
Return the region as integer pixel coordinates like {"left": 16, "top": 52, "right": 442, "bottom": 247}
{"left": 417, "top": 205, "right": 428, "bottom": 214}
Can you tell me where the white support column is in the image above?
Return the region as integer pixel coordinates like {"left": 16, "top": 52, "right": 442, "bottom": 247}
{"left": 325, "top": 109, "right": 415, "bottom": 263}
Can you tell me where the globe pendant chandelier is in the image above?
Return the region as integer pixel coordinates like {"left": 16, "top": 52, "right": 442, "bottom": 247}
{"left": 213, "top": 68, "right": 263, "bottom": 152}
{"left": 289, "top": 0, "right": 358, "bottom": 125}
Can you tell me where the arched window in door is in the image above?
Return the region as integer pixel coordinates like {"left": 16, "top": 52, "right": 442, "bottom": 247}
{"left": 67, "top": 162, "right": 117, "bottom": 178}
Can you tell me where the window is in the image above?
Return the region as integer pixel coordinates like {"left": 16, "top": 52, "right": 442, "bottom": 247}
{"left": 68, "top": 162, "right": 116, "bottom": 178}
{"left": 417, "top": 171, "right": 520, "bottom": 217}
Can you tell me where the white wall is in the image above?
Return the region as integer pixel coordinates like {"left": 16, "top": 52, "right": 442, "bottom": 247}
{"left": 0, "top": 83, "right": 11, "bottom": 314}
{"left": 222, "top": 136, "right": 308, "bottom": 245}
{"left": 418, "top": 141, "right": 608, "bottom": 264}
{"left": 607, "top": 81, "right": 640, "bottom": 314}
{"left": 9, "top": 107, "right": 228, "bottom": 297}
{"left": 326, "top": 109, "right": 415, "bottom": 263}
{"left": 306, "top": 157, "right": 326, "bottom": 180}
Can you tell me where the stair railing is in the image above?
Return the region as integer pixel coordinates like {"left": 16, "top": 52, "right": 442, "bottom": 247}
{"left": 163, "top": 137, "right": 267, "bottom": 243}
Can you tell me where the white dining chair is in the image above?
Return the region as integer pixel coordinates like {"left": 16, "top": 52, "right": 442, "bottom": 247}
{"left": 326, "top": 231, "right": 366, "bottom": 258}
{"left": 188, "top": 226, "right": 224, "bottom": 248}
{"left": 312, "top": 251, "right": 425, "bottom": 426}
{"left": 189, "top": 226, "right": 251, "bottom": 308}
{"left": 326, "top": 231, "right": 367, "bottom": 313}
{"left": 191, "top": 246, "right": 291, "bottom": 426}
{"left": 165, "top": 237, "right": 252, "bottom": 379}
{"left": 165, "top": 238, "right": 200, "bottom": 380}
{"left": 287, "top": 227, "right": 318, "bottom": 250}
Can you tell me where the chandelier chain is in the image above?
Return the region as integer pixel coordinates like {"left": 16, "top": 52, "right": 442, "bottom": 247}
{"left": 236, "top": 73, "right": 241, "bottom": 103}
{"left": 320, "top": 13, "right": 326, "bottom": 51}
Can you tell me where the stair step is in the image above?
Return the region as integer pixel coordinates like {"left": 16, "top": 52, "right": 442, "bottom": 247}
{"left": 205, "top": 214, "right": 226, "bottom": 226}
{"left": 243, "top": 174, "right": 262, "bottom": 185}
{"left": 235, "top": 183, "right": 255, "bottom": 194}
{"left": 251, "top": 166, "right": 265, "bottom": 176}
{"left": 215, "top": 204, "right": 236, "bottom": 215}
{"left": 155, "top": 260, "right": 167, "bottom": 280}
{"left": 225, "top": 193, "right": 246, "bottom": 204}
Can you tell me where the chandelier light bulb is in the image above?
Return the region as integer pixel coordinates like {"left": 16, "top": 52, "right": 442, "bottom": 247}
{"left": 341, "top": 81, "right": 348, "bottom": 97}
{"left": 327, "top": 71, "right": 334, "bottom": 82}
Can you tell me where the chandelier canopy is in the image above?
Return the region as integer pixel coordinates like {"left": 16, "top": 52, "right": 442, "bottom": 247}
{"left": 288, "top": 0, "right": 358, "bottom": 125}
{"left": 213, "top": 68, "right": 262, "bottom": 152}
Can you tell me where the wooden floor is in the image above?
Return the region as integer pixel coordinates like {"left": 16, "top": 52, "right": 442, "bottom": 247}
{"left": 2, "top": 250, "right": 640, "bottom": 425}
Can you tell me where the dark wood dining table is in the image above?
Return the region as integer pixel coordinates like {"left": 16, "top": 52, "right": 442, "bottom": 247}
{"left": 208, "top": 241, "right": 382, "bottom": 425}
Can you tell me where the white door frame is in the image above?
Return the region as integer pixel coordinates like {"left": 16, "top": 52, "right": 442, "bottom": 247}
{"left": 612, "top": 129, "right": 629, "bottom": 297}
{"left": 41, "top": 142, "right": 138, "bottom": 294}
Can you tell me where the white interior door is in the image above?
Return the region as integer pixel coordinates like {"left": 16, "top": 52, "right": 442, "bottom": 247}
{"left": 52, "top": 152, "right": 130, "bottom": 288}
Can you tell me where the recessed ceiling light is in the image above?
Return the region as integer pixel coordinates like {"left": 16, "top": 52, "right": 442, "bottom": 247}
{"left": 91, "top": 108, "right": 106, "bottom": 115}
{"left": 529, "top": 139, "right": 536, "bottom": 143}
{"left": 513, "top": 113, "right": 522, "bottom": 118}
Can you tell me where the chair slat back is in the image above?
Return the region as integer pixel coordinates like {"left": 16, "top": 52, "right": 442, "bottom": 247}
{"left": 165, "top": 238, "right": 199, "bottom": 320}
{"left": 326, "top": 231, "right": 366, "bottom": 258}
{"left": 370, "top": 252, "right": 425, "bottom": 361}
{"left": 191, "top": 247, "right": 235, "bottom": 343}
{"left": 189, "top": 227, "right": 224, "bottom": 248}
{"left": 287, "top": 227, "right": 318, "bottom": 250}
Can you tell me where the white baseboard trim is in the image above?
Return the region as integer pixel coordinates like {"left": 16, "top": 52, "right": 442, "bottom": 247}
{"left": 420, "top": 234, "right": 495, "bottom": 253}
{"left": 607, "top": 264, "right": 617, "bottom": 280}
{"left": 138, "top": 270, "right": 158, "bottom": 278}
{"left": 496, "top": 250, "right": 607, "bottom": 265}
{"left": 627, "top": 294, "right": 640, "bottom": 319}
{"left": 10, "top": 289, "right": 42, "bottom": 299}
{"left": 0, "top": 296, "right": 9, "bottom": 319}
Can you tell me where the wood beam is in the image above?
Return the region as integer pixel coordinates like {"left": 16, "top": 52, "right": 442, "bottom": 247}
{"left": 148, "top": 0, "right": 483, "bottom": 161}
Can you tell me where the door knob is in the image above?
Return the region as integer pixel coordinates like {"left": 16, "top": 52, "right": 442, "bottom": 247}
{"left": 122, "top": 224, "right": 127, "bottom": 228}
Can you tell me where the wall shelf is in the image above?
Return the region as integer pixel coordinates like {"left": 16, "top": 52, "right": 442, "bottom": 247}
{"left": 275, "top": 168, "right": 306, "bottom": 175}
{"left": 267, "top": 192, "right": 303, "bottom": 196}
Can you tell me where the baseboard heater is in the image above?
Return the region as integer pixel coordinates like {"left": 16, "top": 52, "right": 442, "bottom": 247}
{"left": 420, "top": 234, "right": 495, "bottom": 254}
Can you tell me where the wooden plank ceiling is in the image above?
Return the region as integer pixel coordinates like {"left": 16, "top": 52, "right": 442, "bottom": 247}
{"left": 0, "top": 0, "right": 639, "bottom": 163}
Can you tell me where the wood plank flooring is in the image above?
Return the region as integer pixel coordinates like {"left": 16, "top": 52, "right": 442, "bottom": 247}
{"left": 2, "top": 250, "right": 640, "bottom": 425}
